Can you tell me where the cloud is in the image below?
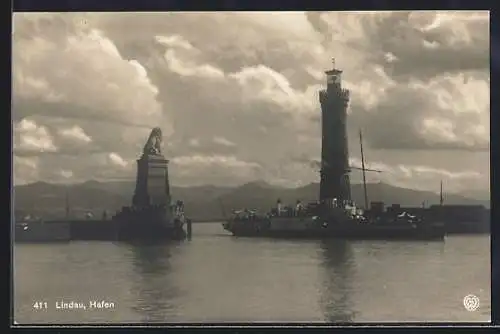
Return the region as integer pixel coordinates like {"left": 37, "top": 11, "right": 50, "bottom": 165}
{"left": 60, "top": 169, "right": 74, "bottom": 179}
{"left": 213, "top": 136, "right": 236, "bottom": 147}
{"left": 18, "top": 153, "right": 136, "bottom": 184}
{"left": 170, "top": 154, "right": 261, "bottom": 186}
{"left": 11, "top": 12, "right": 490, "bottom": 195}
{"left": 12, "top": 13, "right": 173, "bottom": 168}
{"left": 13, "top": 156, "right": 40, "bottom": 185}
{"left": 379, "top": 11, "right": 489, "bottom": 80}
{"left": 348, "top": 157, "right": 481, "bottom": 180}
{"left": 58, "top": 125, "right": 92, "bottom": 143}
{"left": 153, "top": 32, "right": 320, "bottom": 122}
{"left": 12, "top": 16, "right": 166, "bottom": 128}
{"left": 172, "top": 154, "right": 259, "bottom": 169}
{"left": 304, "top": 11, "right": 489, "bottom": 151}
{"left": 403, "top": 165, "right": 481, "bottom": 180}
{"left": 346, "top": 157, "right": 483, "bottom": 193}
{"left": 312, "top": 11, "right": 489, "bottom": 80}
{"left": 188, "top": 138, "right": 200, "bottom": 147}
{"left": 108, "top": 152, "right": 128, "bottom": 167}
{"left": 348, "top": 157, "right": 392, "bottom": 173}
{"left": 155, "top": 34, "right": 195, "bottom": 51}
{"left": 350, "top": 73, "right": 490, "bottom": 151}
{"left": 14, "top": 118, "right": 57, "bottom": 153}
{"left": 286, "top": 153, "right": 486, "bottom": 194}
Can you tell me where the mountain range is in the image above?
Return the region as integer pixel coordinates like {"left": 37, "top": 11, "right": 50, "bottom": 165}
{"left": 13, "top": 180, "right": 490, "bottom": 221}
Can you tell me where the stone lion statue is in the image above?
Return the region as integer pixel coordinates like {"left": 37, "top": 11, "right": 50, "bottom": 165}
{"left": 143, "top": 127, "right": 163, "bottom": 155}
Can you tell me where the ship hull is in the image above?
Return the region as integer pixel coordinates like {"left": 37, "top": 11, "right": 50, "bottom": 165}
{"left": 227, "top": 226, "right": 445, "bottom": 241}
{"left": 223, "top": 217, "right": 445, "bottom": 241}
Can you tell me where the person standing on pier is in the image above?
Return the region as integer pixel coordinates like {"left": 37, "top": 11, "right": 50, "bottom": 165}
{"left": 277, "top": 198, "right": 282, "bottom": 216}
{"left": 296, "top": 200, "right": 304, "bottom": 216}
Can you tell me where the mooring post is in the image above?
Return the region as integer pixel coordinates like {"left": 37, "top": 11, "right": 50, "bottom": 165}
{"left": 187, "top": 218, "right": 192, "bottom": 239}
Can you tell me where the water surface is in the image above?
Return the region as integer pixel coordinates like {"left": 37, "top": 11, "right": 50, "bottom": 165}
{"left": 13, "top": 223, "right": 491, "bottom": 323}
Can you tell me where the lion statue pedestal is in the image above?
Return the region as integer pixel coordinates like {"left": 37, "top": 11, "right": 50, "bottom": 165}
{"left": 112, "top": 127, "right": 186, "bottom": 241}
{"left": 132, "top": 127, "right": 172, "bottom": 208}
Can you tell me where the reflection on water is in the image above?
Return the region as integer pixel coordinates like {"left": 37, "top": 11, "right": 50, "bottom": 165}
{"left": 13, "top": 224, "right": 491, "bottom": 324}
{"left": 349, "top": 240, "right": 449, "bottom": 322}
{"left": 128, "top": 243, "right": 180, "bottom": 322}
{"left": 318, "top": 240, "right": 356, "bottom": 322}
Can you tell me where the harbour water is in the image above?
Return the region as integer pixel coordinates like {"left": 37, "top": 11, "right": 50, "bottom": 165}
{"left": 13, "top": 223, "right": 490, "bottom": 324}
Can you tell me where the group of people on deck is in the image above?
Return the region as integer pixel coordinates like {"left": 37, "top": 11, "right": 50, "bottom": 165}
{"left": 271, "top": 197, "right": 364, "bottom": 219}
{"left": 231, "top": 197, "right": 366, "bottom": 221}
{"left": 271, "top": 199, "right": 308, "bottom": 217}
{"left": 232, "top": 209, "right": 259, "bottom": 221}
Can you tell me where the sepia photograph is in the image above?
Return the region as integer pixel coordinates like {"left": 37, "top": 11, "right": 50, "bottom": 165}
{"left": 12, "top": 11, "right": 490, "bottom": 324}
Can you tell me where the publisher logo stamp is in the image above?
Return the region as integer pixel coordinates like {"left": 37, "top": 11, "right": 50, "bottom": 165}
{"left": 463, "top": 294, "right": 480, "bottom": 312}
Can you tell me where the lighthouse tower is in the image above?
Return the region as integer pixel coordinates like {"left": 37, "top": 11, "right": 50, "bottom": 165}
{"left": 319, "top": 58, "right": 351, "bottom": 203}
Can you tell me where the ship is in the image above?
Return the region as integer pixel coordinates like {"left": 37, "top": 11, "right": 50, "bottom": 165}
{"left": 223, "top": 58, "right": 445, "bottom": 241}
{"left": 14, "top": 127, "right": 190, "bottom": 243}
{"left": 222, "top": 199, "right": 445, "bottom": 241}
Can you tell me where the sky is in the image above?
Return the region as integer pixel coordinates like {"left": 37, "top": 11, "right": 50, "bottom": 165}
{"left": 12, "top": 11, "right": 490, "bottom": 196}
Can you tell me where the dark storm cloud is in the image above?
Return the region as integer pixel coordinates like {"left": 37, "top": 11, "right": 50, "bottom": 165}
{"left": 348, "top": 76, "right": 489, "bottom": 152}
{"left": 12, "top": 99, "right": 158, "bottom": 129}
{"left": 360, "top": 11, "right": 490, "bottom": 81}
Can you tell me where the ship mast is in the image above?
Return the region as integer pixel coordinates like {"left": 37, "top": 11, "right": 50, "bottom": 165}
{"left": 439, "top": 180, "right": 444, "bottom": 206}
{"left": 359, "top": 129, "right": 369, "bottom": 210}
{"left": 65, "top": 186, "right": 70, "bottom": 219}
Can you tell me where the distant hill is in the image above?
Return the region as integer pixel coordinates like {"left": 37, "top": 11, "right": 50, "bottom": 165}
{"left": 13, "top": 180, "right": 489, "bottom": 221}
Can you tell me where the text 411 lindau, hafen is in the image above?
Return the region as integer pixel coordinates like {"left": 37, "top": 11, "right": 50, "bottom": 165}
{"left": 55, "top": 299, "right": 115, "bottom": 310}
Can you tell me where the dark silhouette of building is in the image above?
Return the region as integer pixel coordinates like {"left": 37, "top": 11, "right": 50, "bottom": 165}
{"left": 319, "top": 58, "right": 351, "bottom": 202}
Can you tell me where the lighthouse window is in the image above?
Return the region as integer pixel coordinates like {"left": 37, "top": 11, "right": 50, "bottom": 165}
{"left": 327, "top": 74, "right": 341, "bottom": 85}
